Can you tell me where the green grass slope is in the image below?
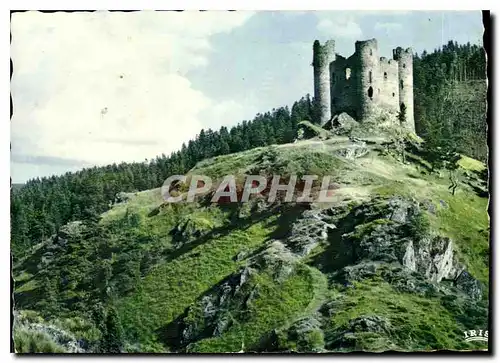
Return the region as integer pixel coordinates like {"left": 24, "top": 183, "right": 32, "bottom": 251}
{"left": 13, "top": 132, "right": 489, "bottom": 353}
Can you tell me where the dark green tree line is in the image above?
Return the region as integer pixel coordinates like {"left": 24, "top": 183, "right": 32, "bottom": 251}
{"left": 11, "top": 96, "right": 313, "bottom": 257}
{"left": 413, "top": 40, "right": 487, "bottom": 160}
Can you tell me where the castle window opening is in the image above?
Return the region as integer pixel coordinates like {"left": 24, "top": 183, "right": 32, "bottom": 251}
{"left": 367, "top": 86, "right": 373, "bottom": 99}
{"left": 400, "top": 80, "right": 404, "bottom": 89}
{"left": 345, "top": 68, "right": 351, "bottom": 80}
{"left": 403, "top": 63, "right": 406, "bottom": 68}
{"left": 368, "top": 71, "right": 372, "bottom": 83}
{"left": 370, "top": 49, "right": 373, "bottom": 56}
{"left": 384, "top": 72, "right": 388, "bottom": 80}
{"left": 392, "top": 92, "right": 395, "bottom": 97}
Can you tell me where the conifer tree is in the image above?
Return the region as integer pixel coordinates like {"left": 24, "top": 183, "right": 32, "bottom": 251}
{"left": 101, "top": 305, "right": 125, "bottom": 353}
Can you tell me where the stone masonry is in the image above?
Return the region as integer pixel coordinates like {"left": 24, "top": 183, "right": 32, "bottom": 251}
{"left": 313, "top": 38, "right": 415, "bottom": 131}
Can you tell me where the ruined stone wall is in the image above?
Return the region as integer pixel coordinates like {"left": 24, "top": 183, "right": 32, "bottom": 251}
{"left": 313, "top": 40, "right": 335, "bottom": 125}
{"left": 330, "top": 54, "right": 358, "bottom": 119}
{"left": 314, "top": 38, "right": 414, "bottom": 129}
{"left": 393, "top": 47, "right": 415, "bottom": 130}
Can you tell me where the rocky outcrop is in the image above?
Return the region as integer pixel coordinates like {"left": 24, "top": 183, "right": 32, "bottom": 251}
{"left": 286, "top": 209, "right": 336, "bottom": 257}
{"left": 168, "top": 196, "right": 485, "bottom": 352}
{"left": 403, "top": 236, "right": 461, "bottom": 283}
{"left": 326, "top": 315, "right": 393, "bottom": 350}
{"left": 249, "top": 241, "right": 297, "bottom": 281}
{"left": 58, "top": 221, "right": 86, "bottom": 240}
{"left": 14, "top": 320, "right": 86, "bottom": 353}
{"left": 177, "top": 266, "right": 257, "bottom": 347}
{"left": 348, "top": 315, "right": 392, "bottom": 334}
{"left": 328, "top": 112, "right": 359, "bottom": 135}
{"left": 335, "top": 142, "right": 369, "bottom": 160}
{"left": 327, "top": 197, "right": 482, "bottom": 298}
{"left": 454, "top": 270, "right": 483, "bottom": 300}
{"left": 279, "top": 316, "right": 325, "bottom": 352}
{"left": 170, "top": 216, "right": 212, "bottom": 248}
{"left": 114, "top": 191, "right": 131, "bottom": 204}
{"left": 344, "top": 198, "right": 462, "bottom": 283}
{"left": 175, "top": 235, "right": 312, "bottom": 349}
{"left": 296, "top": 121, "right": 333, "bottom": 141}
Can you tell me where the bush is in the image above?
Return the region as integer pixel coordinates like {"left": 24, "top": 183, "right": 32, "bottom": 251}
{"left": 100, "top": 306, "right": 125, "bottom": 353}
{"left": 14, "top": 329, "right": 66, "bottom": 353}
{"left": 298, "top": 329, "right": 325, "bottom": 352}
{"left": 406, "top": 212, "right": 431, "bottom": 240}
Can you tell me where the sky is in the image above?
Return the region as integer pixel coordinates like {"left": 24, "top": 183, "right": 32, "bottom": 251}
{"left": 10, "top": 10, "right": 484, "bottom": 183}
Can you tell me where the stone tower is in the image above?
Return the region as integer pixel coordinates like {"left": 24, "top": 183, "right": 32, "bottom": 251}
{"left": 312, "top": 40, "right": 335, "bottom": 125}
{"left": 393, "top": 47, "right": 415, "bottom": 131}
{"left": 312, "top": 38, "right": 415, "bottom": 131}
{"left": 356, "top": 39, "right": 380, "bottom": 122}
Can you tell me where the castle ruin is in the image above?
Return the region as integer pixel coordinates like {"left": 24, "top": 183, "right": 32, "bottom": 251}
{"left": 313, "top": 38, "right": 415, "bottom": 131}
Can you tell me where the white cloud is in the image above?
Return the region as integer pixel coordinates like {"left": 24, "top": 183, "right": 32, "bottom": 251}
{"left": 203, "top": 100, "right": 257, "bottom": 129}
{"left": 11, "top": 10, "right": 254, "bottom": 168}
{"left": 314, "top": 11, "right": 411, "bottom": 41}
{"left": 316, "top": 14, "right": 362, "bottom": 39}
{"left": 374, "top": 22, "right": 403, "bottom": 33}
{"left": 361, "top": 11, "right": 411, "bottom": 16}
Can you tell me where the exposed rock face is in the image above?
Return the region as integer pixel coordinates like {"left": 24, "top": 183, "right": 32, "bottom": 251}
{"left": 175, "top": 231, "right": 313, "bottom": 350}
{"left": 386, "top": 197, "right": 420, "bottom": 223}
{"left": 328, "top": 112, "right": 359, "bottom": 134}
{"left": 351, "top": 225, "right": 460, "bottom": 283}
{"left": 283, "top": 316, "right": 325, "bottom": 352}
{"left": 58, "top": 221, "right": 85, "bottom": 240}
{"left": 249, "top": 241, "right": 296, "bottom": 281}
{"left": 380, "top": 265, "right": 440, "bottom": 296}
{"left": 348, "top": 315, "right": 392, "bottom": 334}
{"left": 406, "top": 236, "right": 461, "bottom": 283}
{"left": 286, "top": 209, "right": 336, "bottom": 257}
{"left": 335, "top": 142, "right": 369, "bottom": 160}
{"left": 168, "top": 197, "right": 485, "bottom": 352}
{"left": 178, "top": 266, "right": 257, "bottom": 347}
{"left": 339, "top": 261, "right": 380, "bottom": 282}
{"left": 331, "top": 197, "right": 480, "bottom": 296}
{"left": 296, "top": 120, "right": 333, "bottom": 141}
{"left": 422, "top": 199, "right": 437, "bottom": 214}
{"left": 114, "top": 192, "right": 131, "bottom": 204}
{"left": 170, "top": 216, "right": 212, "bottom": 248}
{"left": 326, "top": 315, "right": 393, "bottom": 350}
{"left": 32, "top": 324, "right": 86, "bottom": 353}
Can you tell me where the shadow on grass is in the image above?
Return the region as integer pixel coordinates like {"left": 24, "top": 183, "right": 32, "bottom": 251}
{"left": 155, "top": 202, "right": 313, "bottom": 352}
{"left": 165, "top": 200, "right": 311, "bottom": 263}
